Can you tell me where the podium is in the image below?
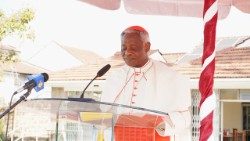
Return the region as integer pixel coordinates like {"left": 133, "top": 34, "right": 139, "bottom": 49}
{"left": 12, "top": 98, "right": 170, "bottom": 141}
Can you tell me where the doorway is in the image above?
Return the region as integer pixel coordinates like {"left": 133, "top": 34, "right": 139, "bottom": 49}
{"left": 243, "top": 103, "right": 250, "bottom": 140}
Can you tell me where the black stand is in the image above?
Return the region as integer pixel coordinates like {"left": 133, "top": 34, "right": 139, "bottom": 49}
{"left": 0, "top": 88, "right": 32, "bottom": 119}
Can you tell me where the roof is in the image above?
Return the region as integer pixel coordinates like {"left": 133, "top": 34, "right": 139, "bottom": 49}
{"left": 0, "top": 44, "right": 20, "bottom": 52}
{"left": 49, "top": 59, "right": 124, "bottom": 81}
{"left": 26, "top": 42, "right": 103, "bottom": 71}
{"left": 49, "top": 50, "right": 161, "bottom": 81}
{"left": 49, "top": 46, "right": 250, "bottom": 81}
{"left": 174, "top": 47, "right": 250, "bottom": 79}
{"left": 162, "top": 36, "right": 250, "bottom": 65}
{"left": 55, "top": 42, "right": 103, "bottom": 64}
{"left": 2, "top": 61, "right": 49, "bottom": 75}
{"left": 162, "top": 53, "right": 185, "bottom": 65}
{"left": 1, "top": 45, "right": 48, "bottom": 74}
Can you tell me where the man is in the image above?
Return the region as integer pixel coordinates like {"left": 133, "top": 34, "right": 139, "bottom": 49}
{"left": 101, "top": 25, "right": 191, "bottom": 141}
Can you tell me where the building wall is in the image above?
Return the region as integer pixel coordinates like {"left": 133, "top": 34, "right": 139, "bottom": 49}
{"left": 0, "top": 72, "right": 28, "bottom": 108}
{"left": 50, "top": 81, "right": 104, "bottom": 100}
{"left": 220, "top": 89, "right": 243, "bottom": 131}
{"left": 52, "top": 87, "right": 66, "bottom": 98}
{"left": 223, "top": 102, "right": 242, "bottom": 131}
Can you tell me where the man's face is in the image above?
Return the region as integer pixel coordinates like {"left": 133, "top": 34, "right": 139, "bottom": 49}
{"left": 121, "top": 32, "right": 149, "bottom": 67}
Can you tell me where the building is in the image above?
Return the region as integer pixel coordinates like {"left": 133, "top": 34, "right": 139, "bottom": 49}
{"left": 8, "top": 36, "right": 250, "bottom": 140}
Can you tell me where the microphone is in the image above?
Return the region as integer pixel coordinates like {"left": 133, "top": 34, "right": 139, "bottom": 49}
{"left": 97, "top": 64, "right": 112, "bottom": 77}
{"left": 0, "top": 73, "right": 49, "bottom": 119}
{"left": 80, "top": 64, "right": 111, "bottom": 98}
{"left": 14, "top": 73, "right": 49, "bottom": 95}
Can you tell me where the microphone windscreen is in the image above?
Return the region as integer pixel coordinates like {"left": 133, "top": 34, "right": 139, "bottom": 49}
{"left": 97, "top": 64, "right": 111, "bottom": 77}
{"left": 42, "top": 73, "right": 49, "bottom": 82}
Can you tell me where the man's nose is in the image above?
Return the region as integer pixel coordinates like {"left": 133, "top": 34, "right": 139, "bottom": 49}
{"left": 125, "top": 50, "right": 133, "bottom": 56}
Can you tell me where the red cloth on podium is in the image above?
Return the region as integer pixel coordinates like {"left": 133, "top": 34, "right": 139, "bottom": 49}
{"left": 114, "top": 114, "right": 170, "bottom": 141}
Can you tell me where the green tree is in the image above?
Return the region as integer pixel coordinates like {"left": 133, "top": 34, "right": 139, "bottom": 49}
{"left": 0, "top": 8, "right": 35, "bottom": 140}
{"left": 0, "top": 119, "right": 3, "bottom": 140}
{"left": 0, "top": 8, "right": 35, "bottom": 64}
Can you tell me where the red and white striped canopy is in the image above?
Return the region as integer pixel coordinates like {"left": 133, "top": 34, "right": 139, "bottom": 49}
{"left": 79, "top": 0, "right": 250, "bottom": 19}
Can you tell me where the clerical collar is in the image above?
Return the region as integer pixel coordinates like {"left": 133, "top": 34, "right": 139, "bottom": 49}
{"left": 132, "top": 59, "right": 153, "bottom": 74}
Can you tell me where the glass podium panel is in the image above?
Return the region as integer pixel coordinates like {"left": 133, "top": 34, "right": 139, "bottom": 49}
{"left": 13, "top": 98, "right": 168, "bottom": 141}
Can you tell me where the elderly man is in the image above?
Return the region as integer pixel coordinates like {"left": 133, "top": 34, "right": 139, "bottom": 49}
{"left": 101, "top": 25, "right": 191, "bottom": 141}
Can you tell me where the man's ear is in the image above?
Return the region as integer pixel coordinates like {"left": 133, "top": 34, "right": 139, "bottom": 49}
{"left": 145, "top": 42, "right": 151, "bottom": 52}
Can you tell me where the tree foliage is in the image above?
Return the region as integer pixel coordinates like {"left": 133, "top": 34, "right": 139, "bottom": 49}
{"left": 0, "top": 8, "right": 34, "bottom": 64}
{"left": 0, "top": 8, "right": 34, "bottom": 40}
{"left": 0, "top": 49, "right": 18, "bottom": 64}
{"left": 0, "top": 119, "right": 3, "bottom": 140}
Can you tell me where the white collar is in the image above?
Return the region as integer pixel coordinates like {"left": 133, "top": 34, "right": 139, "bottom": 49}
{"left": 131, "top": 59, "right": 153, "bottom": 74}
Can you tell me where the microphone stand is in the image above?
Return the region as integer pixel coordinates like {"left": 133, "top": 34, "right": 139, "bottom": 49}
{"left": 4, "top": 91, "right": 17, "bottom": 141}
{"left": 0, "top": 88, "right": 32, "bottom": 119}
{"left": 1, "top": 88, "right": 32, "bottom": 141}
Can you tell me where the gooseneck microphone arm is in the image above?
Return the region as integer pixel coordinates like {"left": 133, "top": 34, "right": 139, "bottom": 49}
{"left": 0, "top": 88, "right": 32, "bottom": 119}
{"left": 80, "top": 75, "right": 98, "bottom": 98}
{"left": 80, "top": 64, "right": 111, "bottom": 99}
